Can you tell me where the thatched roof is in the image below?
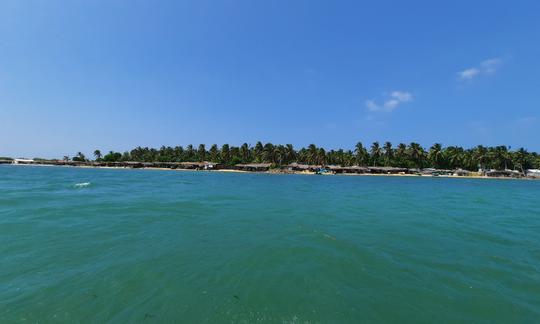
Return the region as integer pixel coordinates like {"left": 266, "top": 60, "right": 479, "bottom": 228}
{"left": 236, "top": 163, "right": 272, "bottom": 168}
{"left": 287, "top": 163, "right": 322, "bottom": 170}
{"left": 324, "top": 165, "right": 371, "bottom": 173}
{"left": 485, "top": 170, "right": 521, "bottom": 177}
{"left": 326, "top": 165, "right": 343, "bottom": 170}
{"left": 180, "top": 161, "right": 217, "bottom": 167}
{"left": 368, "top": 166, "right": 408, "bottom": 173}
{"left": 453, "top": 169, "right": 471, "bottom": 175}
{"left": 419, "top": 169, "right": 452, "bottom": 175}
{"left": 343, "top": 166, "right": 369, "bottom": 171}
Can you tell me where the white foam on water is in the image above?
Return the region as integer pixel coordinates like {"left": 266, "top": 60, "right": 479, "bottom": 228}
{"left": 74, "top": 182, "right": 91, "bottom": 188}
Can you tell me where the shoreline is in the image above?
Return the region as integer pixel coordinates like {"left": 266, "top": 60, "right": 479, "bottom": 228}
{"left": 4, "top": 162, "right": 538, "bottom": 181}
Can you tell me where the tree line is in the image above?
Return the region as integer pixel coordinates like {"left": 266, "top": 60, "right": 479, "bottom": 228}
{"left": 68, "top": 142, "right": 540, "bottom": 172}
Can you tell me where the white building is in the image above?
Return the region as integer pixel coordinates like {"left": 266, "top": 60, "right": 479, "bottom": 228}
{"left": 13, "top": 158, "right": 34, "bottom": 164}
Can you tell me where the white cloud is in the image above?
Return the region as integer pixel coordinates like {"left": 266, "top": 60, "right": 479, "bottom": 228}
{"left": 366, "top": 100, "right": 379, "bottom": 111}
{"left": 458, "top": 68, "right": 480, "bottom": 80}
{"left": 390, "top": 91, "right": 413, "bottom": 102}
{"left": 383, "top": 99, "right": 400, "bottom": 110}
{"left": 458, "top": 57, "right": 503, "bottom": 81}
{"left": 365, "top": 91, "right": 413, "bottom": 112}
{"left": 481, "top": 58, "right": 502, "bottom": 74}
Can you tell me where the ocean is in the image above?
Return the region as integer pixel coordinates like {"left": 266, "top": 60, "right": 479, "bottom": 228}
{"left": 1, "top": 165, "right": 539, "bottom": 323}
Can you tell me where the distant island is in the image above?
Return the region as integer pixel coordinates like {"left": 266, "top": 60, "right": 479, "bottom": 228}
{"left": 3, "top": 142, "right": 540, "bottom": 179}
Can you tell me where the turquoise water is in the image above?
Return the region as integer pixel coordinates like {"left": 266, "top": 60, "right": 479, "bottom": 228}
{"left": 1, "top": 165, "right": 539, "bottom": 323}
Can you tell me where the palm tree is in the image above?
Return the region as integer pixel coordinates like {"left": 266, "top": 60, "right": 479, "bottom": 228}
{"left": 395, "top": 143, "right": 407, "bottom": 167}
{"left": 317, "top": 148, "right": 326, "bottom": 165}
{"left": 186, "top": 144, "right": 195, "bottom": 161}
{"left": 344, "top": 150, "right": 354, "bottom": 166}
{"left": 72, "top": 152, "right": 86, "bottom": 162}
{"left": 197, "top": 144, "right": 206, "bottom": 162}
{"left": 383, "top": 142, "right": 393, "bottom": 166}
{"left": 408, "top": 143, "right": 425, "bottom": 168}
{"left": 472, "top": 145, "right": 488, "bottom": 170}
{"left": 428, "top": 143, "right": 443, "bottom": 168}
{"left": 157, "top": 146, "right": 174, "bottom": 162}
{"left": 513, "top": 148, "right": 530, "bottom": 173}
{"left": 492, "top": 146, "right": 512, "bottom": 170}
{"left": 230, "top": 146, "right": 241, "bottom": 164}
{"left": 209, "top": 144, "right": 219, "bottom": 162}
{"left": 370, "top": 142, "right": 381, "bottom": 166}
{"left": 307, "top": 144, "right": 318, "bottom": 165}
{"left": 240, "top": 143, "right": 250, "bottom": 163}
{"left": 121, "top": 151, "right": 131, "bottom": 161}
{"left": 273, "top": 146, "right": 284, "bottom": 165}
{"left": 61, "top": 142, "right": 539, "bottom": 172}
{"left": 93, "top": 150, "right": 102, "bottom": 161}
{"left": 444, "top": 146, "right": 463, "bottom": 169}
{"left": 336, "top": 149, "right": 345, "bottom": 166}
{"left": 263, "top": 143, "right": 275, "bottom": 163}
{"left": 173, "top": 146, "right": 184, "bottom": 162}
{"left": 220, "top": 144, "right": 230, "bottom": 164}
{"left": 285, "top": 144, "right": 295, "bottom": 164}
{"left": 253, "top": 142, "right": 264, "bottom": 162}
{"left": 354, "top": 142, "right": 368, "bottom": 166}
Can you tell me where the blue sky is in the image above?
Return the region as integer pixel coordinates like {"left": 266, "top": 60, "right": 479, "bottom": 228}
{"left": 1, "top": 0, "right": 539, "bottom": 158}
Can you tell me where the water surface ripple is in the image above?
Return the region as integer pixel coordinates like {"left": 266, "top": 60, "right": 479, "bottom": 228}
{"left": 1, "top": 165, "right": 539, "bottom": 323}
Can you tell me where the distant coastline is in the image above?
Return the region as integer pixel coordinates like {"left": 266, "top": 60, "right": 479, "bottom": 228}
{"left": 4, "top": 141, "right": 540, "bottom": 180}
{"left": 3, "top": 159, "right": 540, "bottom": 180}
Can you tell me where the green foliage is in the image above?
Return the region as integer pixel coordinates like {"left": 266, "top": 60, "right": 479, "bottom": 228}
{"left": 72, "top": 152, "right": 86, "bottom": 162}
{"left": 77, "top": 143, "right": 539, "bottom": 171}
{"left": 102, "top": 151, "right": 122, "bottom": 162}
{"left": 534, "top": 156, "right": 540, "bottom": 169}
{"left": 370, "top": 142, "right": 381, "bottom": 166}
{"left": 93, "top": 150, "right": 102, "bottom": 161}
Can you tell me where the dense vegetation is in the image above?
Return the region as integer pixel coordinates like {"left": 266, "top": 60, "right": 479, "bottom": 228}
{"left": 69, "top": 142, "right": 540, "bottom": 171}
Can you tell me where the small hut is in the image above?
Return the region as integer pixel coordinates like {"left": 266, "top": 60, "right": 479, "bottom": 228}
{"left": 368, "top": 166, "right": 409, "bottom": 174}
{"left": 485, "top": 170, "right": 521, "bottom": 178}
{"left": 287, "top": 163, "right": 322, "bottom": 172}
{"left": 325, "top": 165, "right": 344, "bottom": 173}
{"left": 122, "top": 161, "right": 144, "bottom": 168}
{"left": 453, "top": 169, "right": 471, "bottom": 177}
{"left": 235, "top": 163, "right": 272, "bottom": 172}
{"left": 179, "top": 161, "right": 219, "bottom": 170}
{"left": 345, "top": 166, "right": 369, "bottom": 174}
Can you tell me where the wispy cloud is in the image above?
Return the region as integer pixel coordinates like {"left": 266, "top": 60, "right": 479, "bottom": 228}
{"left": 481, "top": 58, "right": 502, "bottom": 74}
{"left": 366, "top": 91, "right": 413, "bottom": 112}
{"left": 458, "top": 68, "right": 480, "bottom": 80}
{"left": 458, "top": 57, "right": 503, "bottom": 81}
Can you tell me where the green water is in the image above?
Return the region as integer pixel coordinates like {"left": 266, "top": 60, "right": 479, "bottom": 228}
{"left": 1, "top": 165, "right": 539, "bottom": 323}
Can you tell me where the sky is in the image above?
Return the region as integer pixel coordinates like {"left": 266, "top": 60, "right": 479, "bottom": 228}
{"left": 1, "top": 0, "right": 539, "bottom": 158}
